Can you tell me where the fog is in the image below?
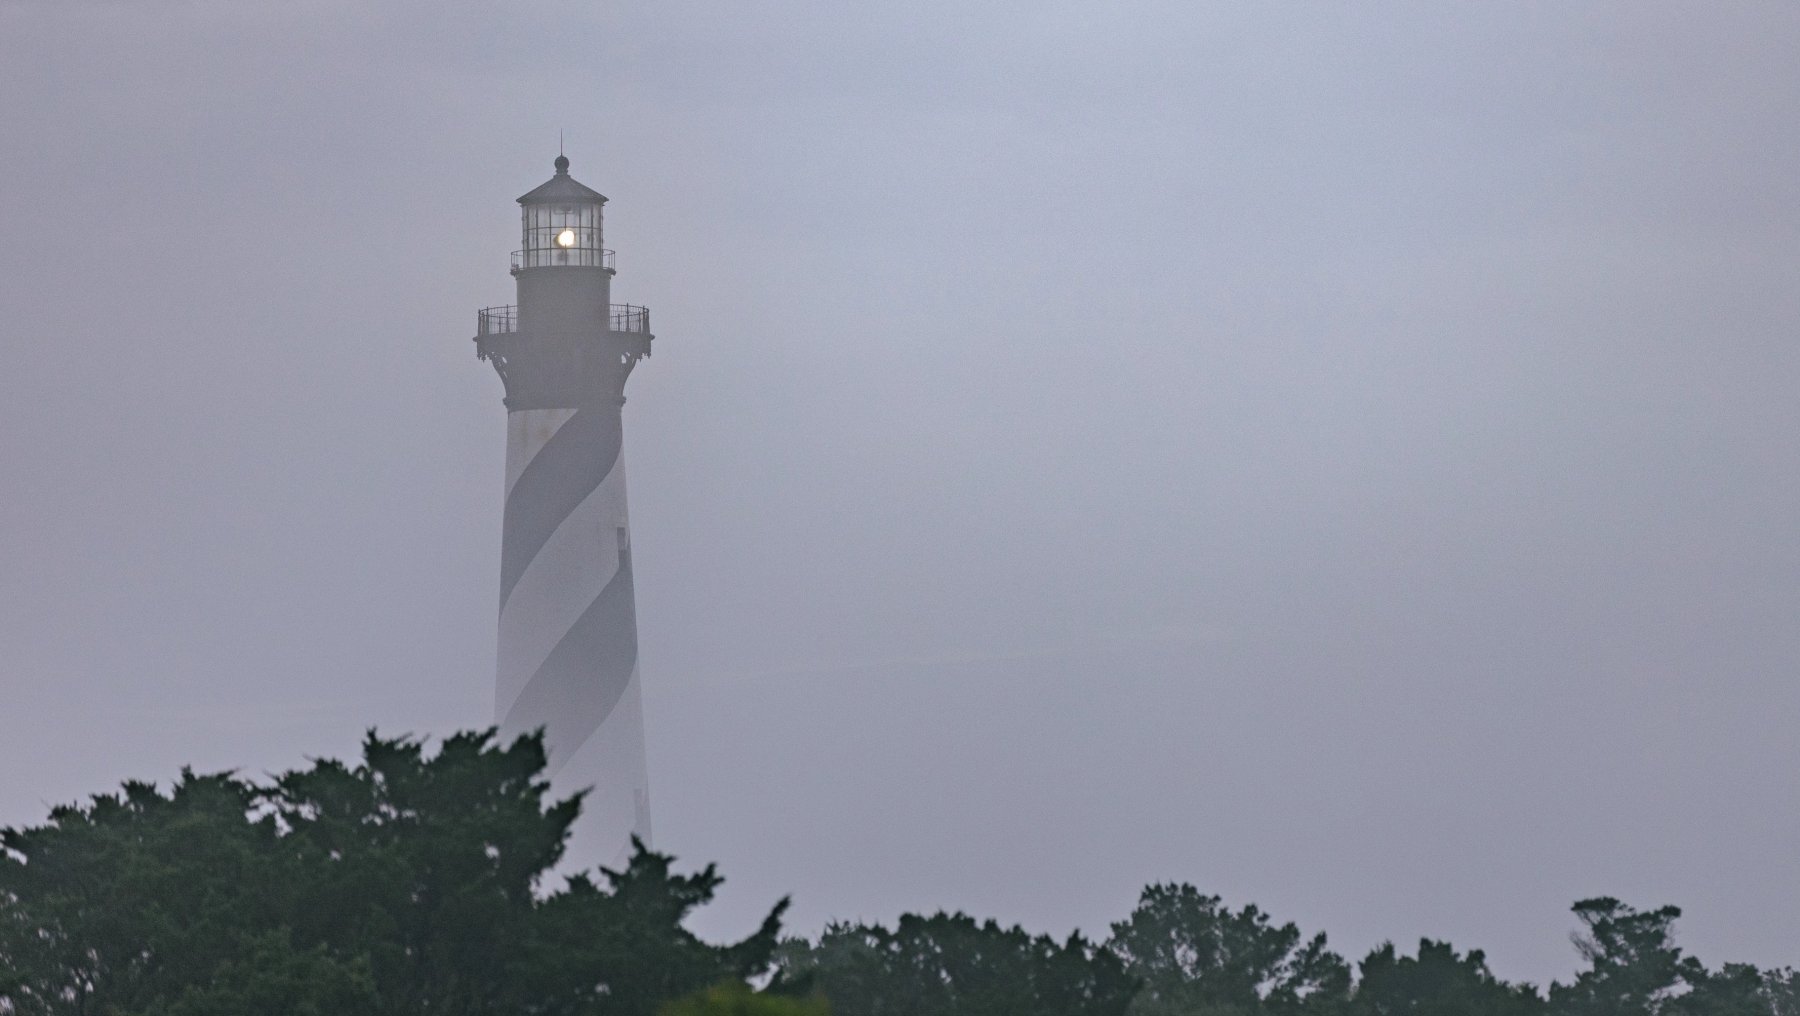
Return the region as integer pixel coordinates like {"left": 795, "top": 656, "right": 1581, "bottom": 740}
{"left": 2, "top": 0, "right": 1798, "bottom": 987}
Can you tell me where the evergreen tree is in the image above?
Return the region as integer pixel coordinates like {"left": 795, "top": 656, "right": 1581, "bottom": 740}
{"left": 1350, "top": 939, "right": 1542, "bottom": 1016}
{"left": 776, "top": 911, "right": 1137, "bottom": 1016}
{"left": 659, "top": 983, "right": 827, "bottom": 1016}
{"left": 0, "top": 730, "right": 785, "bottom": 1016}
{"left": 1671, "top": 963, "right": 1800, "bottom": 1016}
{"left": 1106, "top": 883, "right": 1350, "bottom": 1016}
{"left": 1547, "top": 897, "right": 1701, "bottom": 1016}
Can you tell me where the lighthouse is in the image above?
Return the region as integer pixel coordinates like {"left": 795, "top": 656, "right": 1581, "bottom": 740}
{"left": 474, "top": 154, "right": 654, "bottom": 864}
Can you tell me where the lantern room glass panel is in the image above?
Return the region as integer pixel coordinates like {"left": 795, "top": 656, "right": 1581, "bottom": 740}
{"left": 520, "top": 202, "right": 605, "bottom": 268}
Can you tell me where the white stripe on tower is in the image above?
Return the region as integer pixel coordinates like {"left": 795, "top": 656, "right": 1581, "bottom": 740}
{"left": 495, "top": 403, "right": 651, "bottom": 861}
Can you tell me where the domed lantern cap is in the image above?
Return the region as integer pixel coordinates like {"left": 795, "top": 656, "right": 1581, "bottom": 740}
{"left": 517, "top": 155, "right": 608, "bottom": 205}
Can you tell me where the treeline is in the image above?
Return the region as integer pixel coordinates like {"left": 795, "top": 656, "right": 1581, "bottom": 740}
{"left": 775, "top": 893, "right": 1798, "bottom": 1016}
{"left": 0, "top": 731, "right": 1791, "bottom": 1016}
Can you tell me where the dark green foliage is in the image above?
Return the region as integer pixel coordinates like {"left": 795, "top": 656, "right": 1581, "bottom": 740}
{"left": 154, "top": 930, "right": 379, "bottom": 1016}
{"left": 544, "top": 846, "right": 788, "bottom": 1016}
{"left": 775, "top": 912, "right": 1137, "bottom": 1016}
{"left": 1672, "top": 964, "right": 1800, "bottom": 1016}
{"left": 0, "top": 730, "right": 784, "bottom": 1016}
{"left": 1106, "top": 884, "right": 1350, "bottom": 1016}
{"left": 658, "top": 983, "right": 828, "bottom": 1016}
{"left": 4, "top": 730, "right": 1799, "bottom": 1016}
{"left": 1547, "top": 897, "right": 1702, "bottom": 1016}
{"left": 1350, "top": 939, "right": 1543, "bottom": 1016}
{"left": 1539, "top": 897, "right": 1800, "bottom": 1016}
{"left": 0, "top": 771, "right": 290, "bottom": 1015}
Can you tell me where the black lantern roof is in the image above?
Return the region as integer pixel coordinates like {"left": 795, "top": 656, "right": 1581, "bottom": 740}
{"left": 517, "top": 154, "right": 608, "bottom": 205}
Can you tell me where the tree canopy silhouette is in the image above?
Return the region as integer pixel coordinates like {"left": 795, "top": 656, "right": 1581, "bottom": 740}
{"left": 0, "top": 730, "right": 785, "bottom": 1016}
{"left": 774, "top": 911, "right": 1137, "bottom": 1016}
{"left": 3, "top": 730, "right": 1798, "bottom": 1016}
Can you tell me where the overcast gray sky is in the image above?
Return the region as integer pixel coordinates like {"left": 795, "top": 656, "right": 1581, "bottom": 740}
{"left": 3, "top": 0, "right": 1798, "bottom": 988}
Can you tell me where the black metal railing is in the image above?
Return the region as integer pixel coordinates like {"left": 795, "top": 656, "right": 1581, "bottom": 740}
{"left": 610, "top": 304, "right": 650, "bottom": 334}
{"left": 477, "top": 305, "right": 517, "bottom": 335}
{"left": 475, "top": 303, "right": 649, "bottom": 336}
{"left": 512, "top": 248, "right": 615, "bottom": 272}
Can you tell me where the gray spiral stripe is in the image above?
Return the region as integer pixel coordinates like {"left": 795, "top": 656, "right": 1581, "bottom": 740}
{"left": 499, "top": 407, "right": 622, "bottom": 611}
{"left": 499, "top": 542, "right": 638, "bottom": 774}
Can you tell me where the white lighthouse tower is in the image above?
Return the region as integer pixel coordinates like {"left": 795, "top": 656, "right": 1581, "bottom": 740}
{"left": 474, "top": 154, "right": 655, "bottom": 864}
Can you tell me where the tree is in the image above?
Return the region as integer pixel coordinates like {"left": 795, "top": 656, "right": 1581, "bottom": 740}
{"left": 776, "top": 911, "right": 1138, "bottom": 1016}
{"left": 0, "top": 729, "right": 786, "bottom": 1016}
{"left": 0, "top": 770, "right": 302, "bottom": 1015}
{"left": 1547, "top": 897, "right": 1702, "bottom": 1016}
{"left": 659, "top": 983, "right": 827, "bottom": 1016}
{"left": 1671, "top": 963, "right": 1800, "bottom": 1016}
{"left": 1350, "top": 939, "right": 1542, "bottom": 1016}
{"left": 540, "top": 844, "right": 787, "bottom": 1016}
{"left": 1106, "top": 884, "right": 1350, "bottom": 1015}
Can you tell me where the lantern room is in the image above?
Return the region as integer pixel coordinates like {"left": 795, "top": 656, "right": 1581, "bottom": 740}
{"left": 514, "top": 154, "right": 612, "bottom": 271}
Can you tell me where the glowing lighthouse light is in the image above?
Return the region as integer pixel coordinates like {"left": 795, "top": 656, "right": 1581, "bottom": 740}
{"left": 556, "top": 228, "right": 577, "bottom": 247}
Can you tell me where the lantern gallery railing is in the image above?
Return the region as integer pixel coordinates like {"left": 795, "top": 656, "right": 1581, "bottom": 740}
{"left": 475, "top": 304, "right": 650, "bottom": 336}
{"left": 477, "top": 305, "right": 517, "bottom": 336}
{"left": 610, "top": 304, "right": 650, "bottom": 335}
{"left": 511, "top": 248, "right": 616, "bottom": 272}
